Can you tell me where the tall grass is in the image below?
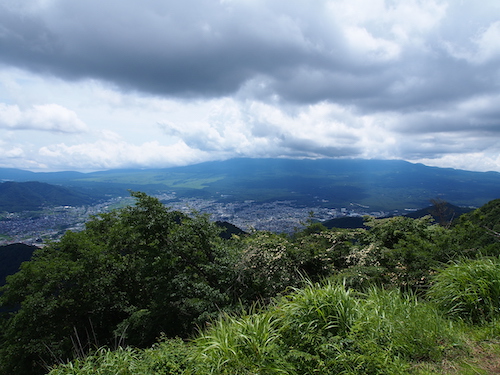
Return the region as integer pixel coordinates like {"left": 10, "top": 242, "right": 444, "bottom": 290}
{"left": 49, "top": 280, "right": 478, "bottom": 375}
{"left": 193, "top": 309, "right": 290, "bottom": 374}
{"left": 356, "top": 288, "right": 461, "bottom": 362}
{"left": 49, "top": 338, "right": 193, "bottom": 375}
{"left": 49, "top": 346, "right": 145, "bottom": 375}
{"left": 428, "top": 257, "right": 500, "bottom": 323}
{"left": 277, "top": 280, "right": 359, "bottom": 350}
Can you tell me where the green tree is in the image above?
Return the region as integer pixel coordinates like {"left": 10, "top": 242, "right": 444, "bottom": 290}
{"left": 0, "top": 192, "right": 237, "bottom": 375}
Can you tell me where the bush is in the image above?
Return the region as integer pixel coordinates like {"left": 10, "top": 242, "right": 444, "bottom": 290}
{"left": 428, "top": 257, "right": 500, "bottom": 323}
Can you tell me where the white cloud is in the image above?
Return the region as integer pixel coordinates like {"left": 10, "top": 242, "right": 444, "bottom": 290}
{"left": 416, "top": 152, "right": 500, "bottom": 173}
{"left": 343, "top": 26, "right": 401, "bottom": 62}
{"left": 474, "top": 21, "right": 500, "bottom": 63}
{"left": 0, "top": 103, "right": 88, "bottom": 133}
{"left": 37, "top": 139, "right": 213, "bottom": 171}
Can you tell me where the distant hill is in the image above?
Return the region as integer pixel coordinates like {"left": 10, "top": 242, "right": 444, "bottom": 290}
{"left": 322, "top": 201, "right": 474, "bottom": 229}
{"left": 2, "top": 158, "right": 500, "bottom": 211}
{"left": 322, "top": 216, "right": 367, "bottom": 229}
{"left": 0, "top": 243, "right": 37, "bottom": 286}
{"left": 0, "top": 181, "right": 98, "bottom": 212}
{"left": 404, "top": 201, "right": 473, "bottom": 225}
{"left": 215, "top": 221, "right": 247, "bottom": 239}
{"left": 459, "top": 198, "right": 500, "bottom": 233}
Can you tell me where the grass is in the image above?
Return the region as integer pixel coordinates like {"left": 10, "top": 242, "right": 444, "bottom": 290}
{"left": 49, "top": 338, "right": 193, "bottom": 375}
{"left": 48, "top": 276, "right": 500, "bottom": 375}
{"left": 193, "top": 308, "right": 290, "bottom": 374}
{"left": 428, "top": 257, "right": 500, "bottom": 323}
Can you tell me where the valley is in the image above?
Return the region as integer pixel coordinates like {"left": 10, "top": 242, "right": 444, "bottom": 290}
{"left": 1, "top": 158, "right": 498, "bottom": 245}
{"left": 0, "top": 192, "right": 397, "bottom": 245}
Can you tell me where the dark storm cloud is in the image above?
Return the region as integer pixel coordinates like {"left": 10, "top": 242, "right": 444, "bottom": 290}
{"left": 279, "top": 135, "right": 360, "bottom": 158}
{"left": 2, "top": 0, "right": 500, "bottom": 172}
{"left": 0, "top": 0, "right": 330, "bottom": 97}
{"left": 1, "top": 0, "right": 499, "bottom": 111}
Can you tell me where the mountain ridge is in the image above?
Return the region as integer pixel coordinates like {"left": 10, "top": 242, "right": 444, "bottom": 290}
{"left": 1, "top": 158, "right": 499, "bottom": 211}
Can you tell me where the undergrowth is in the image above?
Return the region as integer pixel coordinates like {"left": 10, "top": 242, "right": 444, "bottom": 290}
{"left": 46, "top": 282, "right": 500, "bottom": 375}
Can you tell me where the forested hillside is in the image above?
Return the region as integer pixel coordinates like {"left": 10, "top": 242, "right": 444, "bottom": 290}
{"left": 1, "top": 193, "right": 499, "bottom": 374}
{"left": 0, "top": 181, "right": 97, "bottom": 211}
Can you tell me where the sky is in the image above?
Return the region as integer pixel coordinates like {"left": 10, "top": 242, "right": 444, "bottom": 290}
{"left": 0, "top": 0, "right": 500, "bottom": 173}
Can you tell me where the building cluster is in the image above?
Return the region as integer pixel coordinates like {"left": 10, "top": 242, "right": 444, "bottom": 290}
{"left": 0, "top": 194, "right": 393, "bottom": 246}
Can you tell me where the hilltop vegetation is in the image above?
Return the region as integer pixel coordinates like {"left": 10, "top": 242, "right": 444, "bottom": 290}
{"left": 0, "top": 193, "right": 499, "bottom": 374}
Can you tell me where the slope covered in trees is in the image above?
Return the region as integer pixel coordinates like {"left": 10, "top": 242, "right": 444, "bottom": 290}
{"left": 0, "top": 181, "right": 97, "bottom": 212}
{"left": 1, "top": 194, "right": 499, "bottom": 374}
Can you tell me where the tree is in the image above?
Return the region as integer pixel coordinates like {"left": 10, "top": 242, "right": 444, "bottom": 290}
{"left": 0, "top": 192, "right": 236, "bottom": 375}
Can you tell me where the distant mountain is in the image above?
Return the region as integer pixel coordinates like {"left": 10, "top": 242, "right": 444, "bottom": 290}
{"left": 0, "top": 181, "right": 98, "bottom": 212}
{"left": 2, "top": 159, "right": 500, "bottom": 211}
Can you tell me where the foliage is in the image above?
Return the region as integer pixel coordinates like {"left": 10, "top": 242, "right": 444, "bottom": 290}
{"left": 0, "top": 192, "right": 238, "bottom": 375}
{"left": 292, "top": 227, "right": 362, "bottom": 281}
{"left": 192, "top": 280, "right": 462, "bottom": 375}
{"left": 428, "top": 257, "right": 500, "bottom": 323}
{"left": 3, "top": 195, "right": 500, "bottom": 374}
{"left": 233, "top": 231, "right": 300, "bottom": 302}
{"left": 355, "top": 288, "right": 460, "bottom": 362}
{"left": 450, "top": 199, "right": 500, "bottom": 257}
{"left": 278, "top": 280, "right": 359, "bottom": 350}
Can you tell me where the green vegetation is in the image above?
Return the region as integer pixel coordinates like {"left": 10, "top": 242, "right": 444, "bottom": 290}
{"left": 1, "top": 194, "right": 500, "bottom": 374}
{"left": 428, "top": 257, "right": 500, "bottom": 323}
{"left": 0, "top": 181, "right": 97, "bottom": 212}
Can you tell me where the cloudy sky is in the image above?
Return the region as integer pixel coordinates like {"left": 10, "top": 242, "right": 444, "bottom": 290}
{"left": 0, "top": 0, "right": 499, "bottom": 172}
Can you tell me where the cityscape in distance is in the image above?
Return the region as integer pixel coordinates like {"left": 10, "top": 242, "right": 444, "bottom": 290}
{"left": 1, "top": 158, "right": 499, "bottom": 245}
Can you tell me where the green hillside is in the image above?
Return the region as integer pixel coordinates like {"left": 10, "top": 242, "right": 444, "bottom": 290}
{"left": 0, "top": 181, "right": 98, "bottom": 212}
{"left": 2, "top": 193, "right": 500, "bottom": 374}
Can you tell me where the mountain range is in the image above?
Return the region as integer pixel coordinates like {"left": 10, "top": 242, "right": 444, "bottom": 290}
{"left": 1, "top": 158, "right": 500, "bottom": 211}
